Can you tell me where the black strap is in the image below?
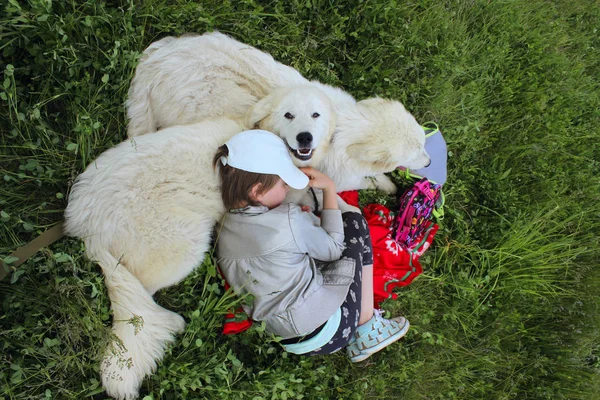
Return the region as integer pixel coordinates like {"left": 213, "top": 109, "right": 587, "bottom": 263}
{"left": 280, "top": 321, "right": 327, "bottom": 345}
{"left": 309, "top": 187, "right": 320, "bottom": 216}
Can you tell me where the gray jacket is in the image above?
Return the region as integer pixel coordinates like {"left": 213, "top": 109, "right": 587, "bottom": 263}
{"left": 217, "top": 203, "right": 355, "bottom": 339}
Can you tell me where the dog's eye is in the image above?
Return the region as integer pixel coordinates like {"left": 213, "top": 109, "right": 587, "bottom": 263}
{"left": 284, "top": 112, "right": 294, "bottom": 120}
{"left": 312, "top": 112, "right": 320, "bottom": 118}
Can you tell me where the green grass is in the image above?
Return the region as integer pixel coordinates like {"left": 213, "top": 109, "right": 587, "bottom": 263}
{"left": 1, "top": 0, "right": 599, "bottom": 399}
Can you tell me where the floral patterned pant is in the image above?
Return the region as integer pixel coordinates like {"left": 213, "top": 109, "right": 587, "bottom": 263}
{"left": 308, "top": 212, "right": 374, "bottom": 355}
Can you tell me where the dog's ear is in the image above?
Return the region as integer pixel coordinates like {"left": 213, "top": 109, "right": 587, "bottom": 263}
{"left": 246, "top": 93, "right": 276, "bottom": 129}
{"left": 328, "top": 107, "right": 337, "bottom": 143}
{"left": 347, "top": 141, "right": 398, "bottom": 173}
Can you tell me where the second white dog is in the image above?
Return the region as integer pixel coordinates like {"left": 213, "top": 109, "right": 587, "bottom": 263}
{"left": 65, "top": 118, "right": 242, "bottom": 400}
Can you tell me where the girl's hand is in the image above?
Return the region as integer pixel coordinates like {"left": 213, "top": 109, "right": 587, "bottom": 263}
{"left": 300, "top": 167, "right": 338, "bottom": 210}
{"left": 299, "top": 167, "right": 336, "bottom": 192}
{"left": 300, "top": 205, "right": 312, "bottom": 213}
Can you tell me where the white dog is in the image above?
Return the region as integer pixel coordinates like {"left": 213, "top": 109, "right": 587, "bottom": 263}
{"left": 248, "top": 89, "right": 430, "bottom": 197}
{"left": 65, "top": 86, "right": 337, "bottom": 399}
{"left": 127, "top": 32, "right": 430, "bottom": 194}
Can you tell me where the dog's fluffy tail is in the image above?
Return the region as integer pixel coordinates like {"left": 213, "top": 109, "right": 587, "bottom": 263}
{"left": 96, "top": 250, "right": 185, "bottom": 400}
{"left": 125, "top": 86, "right": 156, "bottom": 138}
{"left": 126, "top": 36, "right": 177, "bottom": 137}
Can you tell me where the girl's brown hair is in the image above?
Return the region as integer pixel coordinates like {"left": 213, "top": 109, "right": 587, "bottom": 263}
{"left": 213, "top": 145, "right": 280, "bottom": 210}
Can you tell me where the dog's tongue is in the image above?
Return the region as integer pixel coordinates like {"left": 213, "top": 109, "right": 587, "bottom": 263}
{"left": 298, "top": 148, "right": 312, "bottom": 155}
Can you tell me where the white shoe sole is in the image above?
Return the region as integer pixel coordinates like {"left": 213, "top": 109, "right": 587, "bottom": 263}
{"left": 350, "top": 319, "right": 410, "bottom": 363}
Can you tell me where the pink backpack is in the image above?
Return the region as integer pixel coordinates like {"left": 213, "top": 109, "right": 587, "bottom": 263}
{"left": 393, "top": 178, "right": 441, "bottom": 249}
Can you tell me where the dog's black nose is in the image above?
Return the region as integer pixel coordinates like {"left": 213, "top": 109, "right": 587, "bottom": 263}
{"left": 296, "top": 132, "right": 313, "bottom": 146}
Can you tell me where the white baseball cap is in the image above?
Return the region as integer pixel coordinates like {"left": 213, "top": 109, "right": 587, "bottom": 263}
{"left": 221, "top": 130, "right": 309, "bottom": 190}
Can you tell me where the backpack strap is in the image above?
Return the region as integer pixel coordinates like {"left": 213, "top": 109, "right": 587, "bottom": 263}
{"left": 422, "top": 121, "right": 441, "bottom": 138}
{"left": 432, "top": 190, "right": 445, "bottom": 220}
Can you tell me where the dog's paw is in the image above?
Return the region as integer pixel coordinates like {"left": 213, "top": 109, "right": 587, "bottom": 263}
{"left": 169, "top": 311, "right": 186, "bottom": 334}
{"left": 336, "top": 195, "right": 362, "bottom": 215}
{"left": 373, "top": 174, "right": 397, "bottom": 194}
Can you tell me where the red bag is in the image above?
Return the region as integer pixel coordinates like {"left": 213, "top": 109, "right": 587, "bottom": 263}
{"left": 364, "top": 204, "right": 438, "bottom": 306}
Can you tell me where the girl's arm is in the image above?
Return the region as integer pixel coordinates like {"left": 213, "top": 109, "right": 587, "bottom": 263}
{"left": 289, "top": 205, "right": 344, "bottom": 262}
{"left": 321, "top": 181, "right": 338, "bottom": 210}
{"left": 291, "top": 167, "right": 344, "bottom": 261}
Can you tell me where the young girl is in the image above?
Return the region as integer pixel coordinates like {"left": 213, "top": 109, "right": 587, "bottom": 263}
{"left": 214, "top": 129, "right": 409, "bottom": 361}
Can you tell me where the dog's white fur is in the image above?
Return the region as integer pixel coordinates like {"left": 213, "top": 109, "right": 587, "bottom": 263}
{"left": 320, "top": 97, "right": 430, "bottom": 192}
{"left": 127, "top": 32, "right": 430, "bottom": 195}
{"left": 65, "top": 119, "right": 242, "bottom": 400}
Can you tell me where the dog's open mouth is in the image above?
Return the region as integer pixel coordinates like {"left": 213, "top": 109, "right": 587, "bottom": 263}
{"left": 285, "top": 141, "right": 314, "bottom": 161}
